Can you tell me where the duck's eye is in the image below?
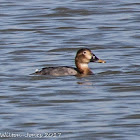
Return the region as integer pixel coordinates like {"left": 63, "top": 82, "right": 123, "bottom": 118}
{"left": 83, "top": 51, "right": 86, "bottom": 55}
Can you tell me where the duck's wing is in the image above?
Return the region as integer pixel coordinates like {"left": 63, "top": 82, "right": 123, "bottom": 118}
{"left": 32, "top": 66, "right": 78, "bottom": 76}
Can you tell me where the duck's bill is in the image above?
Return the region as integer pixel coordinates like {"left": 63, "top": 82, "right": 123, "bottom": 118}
{"left": 97, "top": 59, "right": 106, "bottom": 63}
{"left": 90, "top": 55, "right": 106, "bottom": 63}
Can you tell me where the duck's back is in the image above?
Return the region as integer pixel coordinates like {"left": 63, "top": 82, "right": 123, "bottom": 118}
{"left": 33, "top": 66, "right": 78, "bottom": 76}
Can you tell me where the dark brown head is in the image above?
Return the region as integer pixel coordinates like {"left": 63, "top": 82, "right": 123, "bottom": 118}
{"left": 75, "top": 48, "right": 106, "bottom": 74}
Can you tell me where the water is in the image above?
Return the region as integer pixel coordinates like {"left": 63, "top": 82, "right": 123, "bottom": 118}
{"left": 0, "top": 0, "right": 140, "bottom": 139}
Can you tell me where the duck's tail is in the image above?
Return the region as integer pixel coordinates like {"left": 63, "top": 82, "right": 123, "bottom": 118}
{"left": 30, "top": 69, "right": 40, "bottom": 75}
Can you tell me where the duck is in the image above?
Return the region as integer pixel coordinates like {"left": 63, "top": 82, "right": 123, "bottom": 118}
{"left": 32, "top": 48, "right": 106, "bottom": 76}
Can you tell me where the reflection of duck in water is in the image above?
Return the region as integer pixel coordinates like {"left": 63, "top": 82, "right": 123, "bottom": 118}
{"left": 32, "top": 48, "right": 106, "bottom": 76}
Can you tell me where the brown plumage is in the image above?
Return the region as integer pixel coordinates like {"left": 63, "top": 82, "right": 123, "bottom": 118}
{"left": 32, "top": 48, "right": 106, "bottom": 76}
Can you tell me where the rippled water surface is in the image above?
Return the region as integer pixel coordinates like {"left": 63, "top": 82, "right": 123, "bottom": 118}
{"left": 0, "top": 0, "right": 140, "bottom": 139}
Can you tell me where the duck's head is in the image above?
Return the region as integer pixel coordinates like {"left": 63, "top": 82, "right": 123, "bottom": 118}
{"left": 75, "top": 48, "right": 106, "bottom": 74}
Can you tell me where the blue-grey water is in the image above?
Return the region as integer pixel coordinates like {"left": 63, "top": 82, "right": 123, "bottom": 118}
{"left": 0, "top": 0, "right": 140, "bottom": 140}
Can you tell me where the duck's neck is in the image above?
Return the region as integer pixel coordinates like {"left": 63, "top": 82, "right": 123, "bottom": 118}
{"left": 75, "top": 62, "right": 92, "bottom": 75}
